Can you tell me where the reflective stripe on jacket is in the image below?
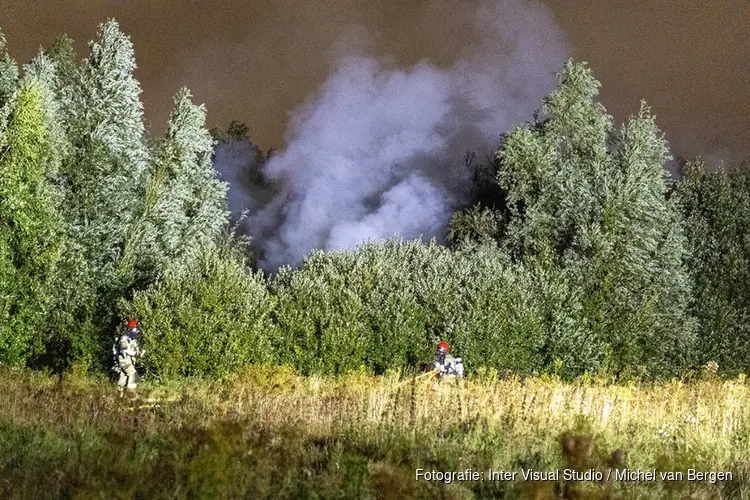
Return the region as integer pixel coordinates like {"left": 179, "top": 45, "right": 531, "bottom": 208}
{"left": 117, "top": 334, "right": 140, "bottom": 363}
{"left": 435, "top": 354, "right": 458, "bottom": 375}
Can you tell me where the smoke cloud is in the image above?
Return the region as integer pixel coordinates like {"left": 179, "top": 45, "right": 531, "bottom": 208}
{"left": 214, "top": 0, "right": 568, "bottom": 270}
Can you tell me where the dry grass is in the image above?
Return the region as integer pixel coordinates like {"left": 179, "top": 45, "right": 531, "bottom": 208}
{"left": 1, "top": 366, "right": 749, "bottom": 498}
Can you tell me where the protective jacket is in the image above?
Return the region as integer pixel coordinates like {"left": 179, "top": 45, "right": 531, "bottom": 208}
{"left": 113, "top": 331, "right": 144, "bottom": 391}
{"left": 117, "top": 334, "right": 141, "bottom": 362}
{"left": 435, "top": 353, "right": 464, "bottom": 378}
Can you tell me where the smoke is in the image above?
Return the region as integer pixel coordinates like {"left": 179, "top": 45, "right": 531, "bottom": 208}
{"left": 701, "top": 147, "right": 746, "bottom": 171}
{"left": 215, "top": 0, "right": 568, "bottom": 270}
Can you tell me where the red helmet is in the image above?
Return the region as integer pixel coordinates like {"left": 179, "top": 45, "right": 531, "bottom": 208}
{"left": 127, "top": 319, "right": 138, "bottom": 329}
{"left": 438, "top": 341, "right": 449, "bottom": 352}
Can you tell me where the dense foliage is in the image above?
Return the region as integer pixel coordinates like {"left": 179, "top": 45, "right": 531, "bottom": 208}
{"left": 496, "top": 61, "right": 696, "bottom": 376}
{"left": 0, "top": 22, "right": 747, "bottom": 379}
{"left": 676, "top": 160, "right": 750, "bottom": 374}
{"left": 125, "top": 237, "right": 276, "bottom": 379}
{"left": 0, "top": 81, "right": 65, "bottom": 365}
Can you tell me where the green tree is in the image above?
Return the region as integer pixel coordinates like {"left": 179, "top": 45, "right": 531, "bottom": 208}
{"left": 496, "top": 60, "right": 695, "bottom": 376}
{"left": 0, "top": 30, "right": 18, "bottom": 107}
{"left": 119, "top": 88, "right": 229, "bottom": 288}
{"left": 23, "top": 54, "right": 72, "bottom": 175}
{"left": 125, "top": 234, "right": 275, "bottom": 379}
{"left": 22, "top": 52, "right": 100, "bottom": 371}
{"left": 60, "top": 20, "right": 149, "bottom": 312}
{"left": 0, "top": 81, "right": 66, "bottom": 365}
{"left": 210, "top": 120, "right": 275, "bottom": 257}
{"left": 448, "top": 152, "right": 507, "bottom": 247}
{"left": 41, "top": 35, "right": 78, "bottom": 149}
{"left": 43, "top": 35, "right": 77, "bottom": 86}
{"left": 676, "top": 160, "right": 750, "bottom": 373}
{"left": 448, "top": 204, "right": 502, "bottom": 246}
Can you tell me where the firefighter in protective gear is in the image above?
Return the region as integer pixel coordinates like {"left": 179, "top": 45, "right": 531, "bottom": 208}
{"left": 114, "top": 319, "right": 146, "bottom": 396}
{"left": 434, "top": 341, "right": 464, "bottom": 378}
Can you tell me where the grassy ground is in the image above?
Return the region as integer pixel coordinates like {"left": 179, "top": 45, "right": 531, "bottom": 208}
{"left": 0, "top": 366, "right": 748, "bottom": 499}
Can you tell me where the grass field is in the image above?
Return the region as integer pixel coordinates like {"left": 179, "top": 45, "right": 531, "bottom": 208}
{"left": 1, "top": 366, "right": 748, "bottom": 499}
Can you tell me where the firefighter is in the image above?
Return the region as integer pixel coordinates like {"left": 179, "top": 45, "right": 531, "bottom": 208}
{"left": 434, "top": 341, "right": 464, "bottom": 378}
{"left": 113, "top": 319, "right": 146, "bottom": 396}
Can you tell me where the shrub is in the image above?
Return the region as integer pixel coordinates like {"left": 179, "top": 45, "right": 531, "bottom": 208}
{"left": 453, "top": 246, "right": 588, "bottom": 378}
{"left": 124, "top": 237, "right": 276, "bottom": 378}
{"left": 272, "top": 239, "right": 565, "bottom": 376}
{"left": 270, "top": 240, "right": 438, "bottom": 375}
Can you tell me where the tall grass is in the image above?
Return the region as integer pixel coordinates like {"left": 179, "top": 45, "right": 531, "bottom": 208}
{"left": 1, "top": 366, "right": 748, "bottom": 498}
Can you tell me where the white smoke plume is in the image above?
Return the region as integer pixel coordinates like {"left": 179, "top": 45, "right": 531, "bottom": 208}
{"left": 215, "top": 0, "right": 568, "bottom": 270}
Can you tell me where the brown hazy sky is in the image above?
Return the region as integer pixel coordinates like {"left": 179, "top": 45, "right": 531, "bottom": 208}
{"left": 2, "top": 0, "right": 749, "bottom": 164}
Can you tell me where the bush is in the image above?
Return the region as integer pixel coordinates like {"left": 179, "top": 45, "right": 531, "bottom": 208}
{"left": 124, "top": 238, "right": 276, "bottom": 378}
{"left": 271, "top": 239, "right": 572, "bottom": 377}
{"left": 270, "top": 240, "right": 440, "bottom": 375}
{"left": 454, "top": 246, "right": 589, "bottom": 378}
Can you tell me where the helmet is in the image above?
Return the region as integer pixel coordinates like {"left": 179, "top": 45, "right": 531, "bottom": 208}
{"left": 127, "top": 319, "right": 138, "bottom": 329}
{"left": 438, "top": 341, "right": 450, "bottom": 353}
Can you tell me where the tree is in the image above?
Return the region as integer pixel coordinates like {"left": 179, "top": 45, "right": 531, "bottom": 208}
{"left": 448, "top": 204, "right": 502, "bottom": 246}
{"left": 59, "top": 20, "right": 149, "bottom": 320}
{"left": 23, "top": 53, "right": 72, "bottom": 175}
{"left": 41, "top": 35, "right": 78, "bottom": 142}
{"left": 447, "top": 151, "right": 507, "bottom": 247}
{"left": 0, "top": 80, "right": 66, "bottom": 365}
{"left": 125, "top": 234, "right": 275, "bottom": 378}
{"left": 676, "top": 160, "right": 750, "bottom": 373}
{"left": 210, "top": 120, "right": 275, "bottom": 252}
{"left": 22, "top": 52, "right": 101, "bottom": 371}
{"left": 496, "top": 60, "right": 695, "bottom": 376}
{"left": 43, "top": 35, "right": 77, "bottom": 85}
{"left": 0, "top": 30, "right": 18, "bottom": 107}
{"left": 118, "top": 88, "right": 230, "bottom": 288}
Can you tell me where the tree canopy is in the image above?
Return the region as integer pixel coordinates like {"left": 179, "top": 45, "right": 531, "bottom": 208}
{"left": 0, "top": 22, "right": 746, "bottom": 379}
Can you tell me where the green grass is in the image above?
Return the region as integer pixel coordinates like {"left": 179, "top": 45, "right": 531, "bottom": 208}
{"left": 0, "top": 366, "right": 748, "bottom": 499}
